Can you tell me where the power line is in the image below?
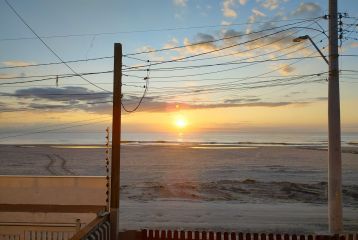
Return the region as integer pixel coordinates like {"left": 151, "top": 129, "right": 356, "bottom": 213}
{"left": 0, "top": 73, "right": 330, "bottom": 88}
{"left": 144, "top": 47, "right": 327, "bottom": 97}
{"left": 146, "top": 76, "right": 326, "bottom": 98}
{"left": 124, "top": 29, "right": 305, "bottom": 70}
{"left": 4, "top": 0, "right": 111, "bottom": 93}
{"left": 146, "top": 25, "right": 316, "bottom": 64}
{"left": 124, "top": 18, "right": 321, "bottom": 56}
{"left": 0, "top": 56, "right": 113, "bottom": 70}
{"left": 0, "top": 71, "right": 113, "bottom": 86}
{"left": 133, "top": 56, "right": 325, "bottom": 72}
{"left": 123, "top": 23, "right": 325, "bottom": 70}
{"left": 0, "top": 70, "right": 112, "bottom": 80}
{"left": 0, "top": 17, "right": 322, "bottom": 42}
{"left": 0, "top": 92, "right": 111, "bottom": 97}
{"left": 140, "top": 41, "right": 323, "bottom": 79}
{"left": 0, "top": 116, "right": 111, "bottom": 141}
{"left": 121, "top": 77, "right": 324, "bottom": 113}
{"left": 121, "top": 62, "right": 151, "bottom": 113}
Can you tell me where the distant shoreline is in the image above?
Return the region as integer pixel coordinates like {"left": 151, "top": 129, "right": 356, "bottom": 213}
{"left": 1, "top": 142, "right": 358, "bottom": 154}
{"left": 1, "top": 140, "right": 358, "bottom": 147}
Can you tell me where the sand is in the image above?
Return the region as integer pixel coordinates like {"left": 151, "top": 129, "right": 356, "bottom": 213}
{"left": 0, "top": 144, "right": 357, "bottom": 233}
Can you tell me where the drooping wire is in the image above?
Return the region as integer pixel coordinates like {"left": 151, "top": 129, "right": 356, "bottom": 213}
{"left": 121, "top": 61, "right": 151, "bottom": 113}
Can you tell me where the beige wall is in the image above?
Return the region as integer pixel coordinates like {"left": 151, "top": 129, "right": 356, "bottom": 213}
{"left": 0, "top": 176, "right": 106, "bottom": 234}
{"left": 0, "top": 176, "right": 106, "bottom": 205}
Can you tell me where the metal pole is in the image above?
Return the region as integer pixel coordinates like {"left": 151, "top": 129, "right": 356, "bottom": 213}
{"left": 111, "top": 43, "right": 122, "bottom": 240}
{"left": 328, "top": 0, "right": 343, "bottom": 234}
{"left": 307, "top": 36, "right": 329, "bottom": 65}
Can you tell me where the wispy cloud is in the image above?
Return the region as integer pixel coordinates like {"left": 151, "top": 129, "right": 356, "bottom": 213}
{"left": 292, "top": 2, "right": 321, "bottom": 17}
{"left": 1, "top": 60, "right": 34, "bottom": 67}
{"left": 260, "top": 0, "right": 281, "bottom": 11}
{"left": 3, "top": 88, "right": 323, "bottom": 114}
{"left": 2, "top": 87, "right": 113, "bottom": 114}
{"left": 350, "top": 42, "right": 358, "bottom": 48}
{"left": 183, "top": 33, "right": 220, "bottom": 54}
{"left": 252, "top": 8, "right": 266, "bottom": 17}
{"left": 222, "top": 0, "right": 238, "bottom": 18}
{"left": 248, "top": 8, "right": 267, "bottom": 26}
{"left": 119, "top": 95, "right": 314, "bottom": 113}
{"left": 276, "top": 63, "right": 296, "bottom": 76}
{"left": 173, "top": 0, "right": 188, "bottom": 7}
{"left": 157, "top": 23, "right": 311, "bottom": 64}
{"left": 239, "top": 0, "right": 248, "bottom": 5}
{"left": 10, "top": 87, "right": 111, "bottom": 102}
{"left": 0, "top": 73, "right": 16, "bottom": 79}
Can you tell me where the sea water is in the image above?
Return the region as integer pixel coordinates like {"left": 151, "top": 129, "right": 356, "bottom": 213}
{"left": 1, "top": 130, "right": 358, "bottom": 146}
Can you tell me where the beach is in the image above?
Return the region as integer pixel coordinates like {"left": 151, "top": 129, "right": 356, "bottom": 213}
{"left": 0, "top": 144, "right": 357, "bottom": 233}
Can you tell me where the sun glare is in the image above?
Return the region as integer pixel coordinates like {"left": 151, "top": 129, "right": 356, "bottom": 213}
{"left": 175, "top": 118, "right": 187, "bottom": 129}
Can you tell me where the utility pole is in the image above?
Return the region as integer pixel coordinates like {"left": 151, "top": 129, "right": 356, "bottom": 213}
{"left": 328, "top": 0, "right": 342, "bottom": 234}
{"left": 111, "top": 43, "right": 122, "bottom": 240}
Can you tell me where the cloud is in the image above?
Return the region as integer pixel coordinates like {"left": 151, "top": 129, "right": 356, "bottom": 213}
{"left": 277, "top": 64, "right": 295, "bottom": 76}
{"left": 222, "top": 29, "right": 243, "bottom": 45}
{"left": 160, "top": 23, "right": 312, "bottom": 64}
{"left": 242, "top": 21, "right": 313, "bottom": 56}
{"left": 260, "top": 0, "right": 280, "bottom": 10}
{"left": 3, "top": 87, "right": 113, "bottom": 114}
{"left": 135, "top": 45, "right": 165, "bottom": 61}
{"left": 183, "top": 33, "right": 219, "bottom": 54}
{"left": 173, "top": 0, "right": 188, "bottom": 7}
{"left": 292, "top": 2, "right": 321, "bottom": 17}
{"left": 3, "top": 86, "right": 325, "bottom": 114}
{"left": 283, "top": 90, "right": 305, "bottom": 97}
{"left": 313, "top": 97, "right": 327, "bottom": 101}
{"left": 252, "top": 8, "right": 266, "bottom": 17}
{"left": 119, "top": 95, "right": 312, "bottom": 113}
{"left": 224, "top": 98, "right": 260, "bottom": 104}
{"left": 239, "top": 0, "right": 248, "bottom": 5}
{"left": 10, "top": 86, "right": 112, "bottom": 102}
{"left": 221, "top": 20, "right": 232, "bottom": 26}
{"left": 0, "top": 73, "right": 15, "bottom": 79}
{"left": 248, "top": 8, "right": 267, "bottom": 25}
{"left": 1, "top": 60, "right": 34, "bottom": 67}
{"left": 350, "top": 42, "right": 358, "bottom": 48}
{"left": 222, "top": 0, "right": 238, "bottom": 18}
{"left": 175, "top": 29, "right": 246, "bottom": 56}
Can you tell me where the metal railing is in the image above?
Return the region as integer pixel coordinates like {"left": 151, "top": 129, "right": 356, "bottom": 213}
{"left": 0, "top": 221, "right": 80, "bottom": 240}
{"left": 139, "top": 230, "right": 358, "bottom": 240}
{"left": 70, "top": 215, "right": 110, "bottom": 240}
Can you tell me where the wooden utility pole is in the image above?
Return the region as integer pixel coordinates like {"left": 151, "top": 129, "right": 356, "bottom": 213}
{"left": 111, "top": 43, "right": 122, "bottom": 240}
{"left": 328, "top": 0, "right": 342, "bottom": 234}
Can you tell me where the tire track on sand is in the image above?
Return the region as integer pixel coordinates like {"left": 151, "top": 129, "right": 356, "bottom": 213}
{"left": 45, "top": 154, "right": 58, "bottom": 175}
{"left": 54, "top": 154, "right": 76, "bottom": 175}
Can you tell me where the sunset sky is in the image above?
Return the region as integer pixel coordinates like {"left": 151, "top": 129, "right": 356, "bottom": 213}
{"left": 0, "top": 0, "right": 358, "bottom": 142}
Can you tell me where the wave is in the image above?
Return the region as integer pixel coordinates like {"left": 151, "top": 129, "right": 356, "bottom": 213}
{"left": 120, "top": 179, "right": 358, "bottom": 206}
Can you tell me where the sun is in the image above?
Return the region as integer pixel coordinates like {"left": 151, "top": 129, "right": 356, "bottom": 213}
{"left": 175, "top": 118, "right": 187, "bottom": 129}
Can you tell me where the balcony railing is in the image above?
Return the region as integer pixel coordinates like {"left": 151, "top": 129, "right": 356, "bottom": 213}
{"left": 0, "top": 221, "right": 80, "bottom": 240}
{"left": 70, "top": 215, "right": 110, "bottom": 240}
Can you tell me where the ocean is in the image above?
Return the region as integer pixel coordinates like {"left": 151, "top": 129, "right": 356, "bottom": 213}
{"left": 2, "top": 130, "right": 358, "bottom": 146}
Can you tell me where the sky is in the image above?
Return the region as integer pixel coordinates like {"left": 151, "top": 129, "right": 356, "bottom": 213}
{"left": 0, "top": 0, "right": 358, "bottom": 143}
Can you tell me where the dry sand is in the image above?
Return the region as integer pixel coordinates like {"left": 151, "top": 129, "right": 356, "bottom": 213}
{"left": 0, "top": 144, "right": 357, "bottom": 233}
